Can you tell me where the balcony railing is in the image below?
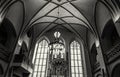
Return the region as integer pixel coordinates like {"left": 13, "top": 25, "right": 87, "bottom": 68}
{"left": 105, "top": 42, "right": 120, "bottom": 63}
{"left": 13, "top": 54, "right": 33, "bottom": 73}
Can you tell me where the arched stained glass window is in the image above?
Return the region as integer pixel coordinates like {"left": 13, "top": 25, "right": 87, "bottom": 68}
{"left": 70, "top": 41, "right": 83, "bottom": 77}
{"left": 32, "top": 39, "right": 49, "bottom": 77}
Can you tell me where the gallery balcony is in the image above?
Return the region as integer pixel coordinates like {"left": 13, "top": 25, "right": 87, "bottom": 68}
{"left": 105, "top": 42, "right": 120, "bottom": 63}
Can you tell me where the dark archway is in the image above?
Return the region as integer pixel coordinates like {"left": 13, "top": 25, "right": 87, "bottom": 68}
{"left": 101, "top": 19, "right": 120, "bottom": 52}
{"left": 112, "top": 64, "right": 120, "bottom": 77}
{"left": 0, "top": 19, "right": 8, "bottom": 46}
{"left": 0, "top": 18, "right": 17, "bottom": 52}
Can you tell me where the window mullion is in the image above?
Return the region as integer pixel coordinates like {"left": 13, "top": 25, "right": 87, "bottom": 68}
{"left": 76, "top": 42, "right": 80, "bottom": 77}
{"left": 42, "top": 40, "right": 46, "bottom": 77}
{"left": 45, "top": 41, "right": 48, "bottom": 76}
{"left": 37, "top": 41, "right": 44, "bottom": 77}
{"left": 70, "top": 41, "right": 83, "bottom": 77}
{"left": 32, "top": 40, "right": 49, "bottom": 77}
{"left": 73, "top": 41, "right": 76, "bottom": 77}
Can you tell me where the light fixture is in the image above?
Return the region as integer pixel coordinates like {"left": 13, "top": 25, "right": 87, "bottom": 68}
{"left": 48, "top": 31, "right": 67, "bottom": 76}
{"left": 49, "top": 32, "right": 65, "bottom": 58}
{"left": 49, "top": 31, "right": 65, "bottom": 58}
{"left": 54, "top": 31, "right": 61, "bottom": 38}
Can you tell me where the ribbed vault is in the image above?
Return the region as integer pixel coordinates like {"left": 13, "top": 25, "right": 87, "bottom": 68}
{"left": 24, "top": 0, "right": 95, "bottom": 38}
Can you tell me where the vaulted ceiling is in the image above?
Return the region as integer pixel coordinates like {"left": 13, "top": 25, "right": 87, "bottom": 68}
{"left": 3, "top": 0, "right": 99, "bottom": 43}
{"left": 22, "top": 0, "right": 97, "bottom": 41}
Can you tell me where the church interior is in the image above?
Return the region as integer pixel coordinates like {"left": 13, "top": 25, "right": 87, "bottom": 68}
{"left": 0, "top": 0, "right": 120, "bottom": 77}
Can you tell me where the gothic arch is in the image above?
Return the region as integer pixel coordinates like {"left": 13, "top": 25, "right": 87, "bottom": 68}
{"left": 37, "top": 36, "right": 50, "bottom": 44}
{"left": 32, "top": 36, "right": 50, "bottom": 63}
{"left": 0, "top": 18, "right": 17, "bottom": 51}
{"left": 101, "top": 19, "right": 120, "bottom": 52}
{"left": 70, "top": 40, "right": 84, "bottom": 77}
{"left": 32, "top": 38, "right": 49, "bottom": 77}
{"left": 5, "top": 1, "right": 25, "bottom": 35}
{"left": 69, "top": 37, "right": 82, "bottom": 46}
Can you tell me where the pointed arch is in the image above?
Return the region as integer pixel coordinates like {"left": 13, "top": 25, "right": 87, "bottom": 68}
{"left": 101, "top": 19, "right": 120, "bottom": 52}
{"left": 70, "top": 40, "right": 83, "bottom": 77}
{"left": 0, "top": 18, "right": 17, "bottom": 52}
{"left": 37, "top": 36, "right": 50, "bottom": 44}
{"left": 32, "top": 37, "right": 49, "bottom": 77}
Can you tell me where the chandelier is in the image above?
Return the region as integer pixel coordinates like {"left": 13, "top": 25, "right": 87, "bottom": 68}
{"left": 49, "top": 31, "right": 65, "bottom": 60}
{"left": 48, "top": 31, "right": 67, "bottom": 77}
